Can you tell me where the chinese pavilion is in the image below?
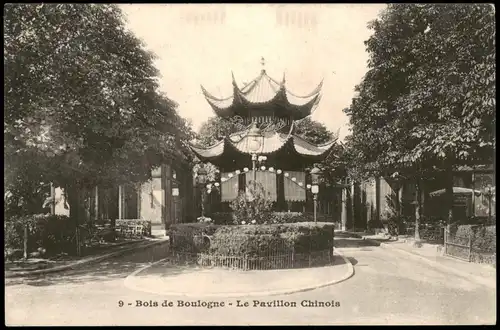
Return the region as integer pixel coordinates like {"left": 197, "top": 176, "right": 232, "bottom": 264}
{"left": 191, "top": 62, "right": 338, "bottom": 213}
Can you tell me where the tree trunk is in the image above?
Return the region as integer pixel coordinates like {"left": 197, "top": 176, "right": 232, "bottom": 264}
{"left": 415, "top": 178, "right": 422, "bottom": 242}
{"left": 23, "top": 223, "right": 29, "bottom": 260}
{"left": 66, "top": 184, "right": 84, "bottom": 256}
{"left": 444, "top": 163, "right": 454, "bottom": 226}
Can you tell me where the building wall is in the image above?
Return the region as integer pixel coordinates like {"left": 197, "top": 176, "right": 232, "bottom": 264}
{"left": 54, "top": 187, "right": 69, "bottom": 216}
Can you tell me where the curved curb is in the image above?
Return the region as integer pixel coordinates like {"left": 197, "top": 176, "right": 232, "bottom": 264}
{"left": 5, "top": 239, "right": 169, "bottom": 278}
{"left": 123, "top": 250, "right": 354, "bottom": 298}
{"left": 377, "top": 242, "right": 496, "bottom": 289}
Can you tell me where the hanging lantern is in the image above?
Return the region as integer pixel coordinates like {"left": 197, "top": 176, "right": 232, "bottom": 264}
{"left": 260, "top": 166, "right": 266, "bottom": 171}
{"left": 221, "top": 178, "right": 227, "bottom": 182}
{"left": 214, "top": 182, "right": 220, "bottom": 187}
{"left": 307, "top": 184, "right": 312, "bottom": 189}
{"left": 228, "top": 173, "right": 234, "bottom": 178}
{"left": 197, "top": 165, "right": 208, "bottom": 185}
{"left": 269, "top": 167, "right": 275, "bottom": 172}
{"left": 277, "top": 169, "right": 282, "bottom": 174}
{"left": 284, "top": 172, "right": 289, "bottom": 177}
{"left": 243, "top": 167, "right": 249, "bottom": 172}
{"left": 299, "top": 182, "right": 303, "bottom": 186}
{"left": 235, "top": 170, "right": 241, "bottom": 175}
{"left": 310, "top": 165, "right": 322, "bottom": 185}
{"left": 291, "top": 177, "right": 296, "bottom": 182}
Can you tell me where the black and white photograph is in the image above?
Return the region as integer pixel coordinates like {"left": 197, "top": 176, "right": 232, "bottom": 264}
{"left": 4, "top": 3, "right": 496, "bottom": 326}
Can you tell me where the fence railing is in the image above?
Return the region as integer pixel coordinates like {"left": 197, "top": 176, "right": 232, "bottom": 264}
{"left": 444, "top": 228, "right": 472, "bottom": 262}
{"left": 169, "top": 232, "right": 334, "bottom": 270}
{"left": 405, "top": 226, "right": 445, "bottom": 244}
{"left": 444, "top": 227, "right": 496, "bottom": 264}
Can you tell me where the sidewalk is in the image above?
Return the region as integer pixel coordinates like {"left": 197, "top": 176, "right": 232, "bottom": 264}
{"left": 5, "top": 237, "right": 168, "bottom": 278}
{"left": 357, "top": 233, "right": 496, "bottom": 289}
{"left": 124, "top": 251, "right": 354, "bottom": 298}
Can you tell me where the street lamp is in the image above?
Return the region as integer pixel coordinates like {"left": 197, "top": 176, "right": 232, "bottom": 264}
{"left": 196, "top": 165, "right": 208, "bottom": 218}
{"left": 247, "top": 124, "right": 263, "bottom": 182}
{"left": 310, "top": 165, "right": 322, "bottom": 223}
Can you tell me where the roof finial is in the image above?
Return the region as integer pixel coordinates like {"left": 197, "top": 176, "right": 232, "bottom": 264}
{"left": 231, "top": 71, "right": 238, "bottom": 87}
{"left": 260, "top": 56, "right": 265, "bottom": 73}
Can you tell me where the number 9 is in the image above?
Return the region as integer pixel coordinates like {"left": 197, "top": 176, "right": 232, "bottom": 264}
{"left": 119, "top": 300, "right": 124, "bottom": 307}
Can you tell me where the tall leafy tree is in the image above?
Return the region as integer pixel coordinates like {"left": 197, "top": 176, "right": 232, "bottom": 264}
{"left": 343, "top": 4, "right": 495, "bottom": 235}
{"left": 4, "top": 4, "right": 193, "bottom": 250}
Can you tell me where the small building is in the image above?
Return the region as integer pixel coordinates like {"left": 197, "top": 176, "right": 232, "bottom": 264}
{"left": 354, "top": 164, "right": 495, "bottom": 230}
{"left": 54, "top": 158, "right": 194, "bottom": 230}
{"left": 190, "top": 65, "right": 344, "bottom": 221}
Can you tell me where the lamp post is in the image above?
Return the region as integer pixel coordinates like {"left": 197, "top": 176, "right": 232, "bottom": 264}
{"left": 247, "top": 123, "right": 263, "bottom": 183}
{"left": 310, "top": 165, "right": 322, "bottom": 223}
{"left": 196, "top": 164, "right": 208, "bottom": 218}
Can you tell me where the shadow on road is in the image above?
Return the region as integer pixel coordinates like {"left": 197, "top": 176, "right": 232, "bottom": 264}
{"left": 346, "top": 257, "right": 358, "bottom": 266}
{"left": 5, "top": 243, "right": 170, "bottom": 288}
{"left": 335, "top": 237, "right": 391, "bottom": 249}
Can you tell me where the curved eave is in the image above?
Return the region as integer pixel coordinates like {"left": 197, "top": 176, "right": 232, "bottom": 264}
{"left": 229, "top": 132, "right": 294, "bottom": 155}
{"left": 201, "top": 72, "right": 323, "bottom": 115}
{"left": 291, "top": 135, "right": 337, "bottom": 159}
{"left": 190, "top": 139, "right": 225, "bottom": 161}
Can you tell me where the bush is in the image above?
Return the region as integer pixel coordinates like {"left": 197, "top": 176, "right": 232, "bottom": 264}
{"left": 230, "top": 180, "right": 273, "bottom": 225}
{"left": 5, "top": 214, "right": 77, "bottom": 257}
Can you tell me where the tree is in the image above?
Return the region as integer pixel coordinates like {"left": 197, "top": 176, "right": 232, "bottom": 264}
{"left": 4, "top": 4, "right": 194, "bottom": 253}
{"left": 343, "top": 4, "right": 495, "bottom": 238}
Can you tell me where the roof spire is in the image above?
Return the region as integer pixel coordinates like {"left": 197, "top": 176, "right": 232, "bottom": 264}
{"left": 260, "top": 56, "right": 266, "bottom": 74}
{"left": 231, "top": 71, "right": 238, "bottom": 87}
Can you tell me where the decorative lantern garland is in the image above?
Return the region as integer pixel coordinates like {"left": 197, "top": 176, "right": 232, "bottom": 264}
{"left": 214, "top": 166, "right": 307, "bottom": 192}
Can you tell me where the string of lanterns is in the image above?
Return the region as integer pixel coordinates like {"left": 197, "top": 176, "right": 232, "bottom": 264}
{"left": 217, "top": 166, "right": 306, "bottom": 188}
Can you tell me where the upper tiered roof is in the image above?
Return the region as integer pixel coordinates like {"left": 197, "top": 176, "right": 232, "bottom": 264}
{"left": 201, "top": 68, "right": 323, "bottom": 121}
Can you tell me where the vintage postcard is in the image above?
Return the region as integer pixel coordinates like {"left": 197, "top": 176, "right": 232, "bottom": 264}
{"left": 4, "top": 3, "right": 496, "bottom": 326}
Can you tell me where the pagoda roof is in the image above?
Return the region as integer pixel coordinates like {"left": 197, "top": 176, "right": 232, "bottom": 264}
{"left": 190, "top": 123, "right": 336, "bottom": 165}
{"left": 201, "top": 69, "right": 323, "bottom": 120}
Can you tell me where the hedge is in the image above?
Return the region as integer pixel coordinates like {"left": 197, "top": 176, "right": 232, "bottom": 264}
{"left": 446, "top": 224, "right": 496, "bottom": 264}
{"left": 168, "top": 222, "right": 335, "bottom": 261}
{"left": 209, "top": 211, "right": 334, "bottom": 225}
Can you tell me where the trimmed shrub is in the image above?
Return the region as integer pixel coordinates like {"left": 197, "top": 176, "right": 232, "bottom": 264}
{"left": 208, "top": 222, "right": 334, "bottom": 257}
{"left": 168, "top": 222, "right": 335, "bottom": 268}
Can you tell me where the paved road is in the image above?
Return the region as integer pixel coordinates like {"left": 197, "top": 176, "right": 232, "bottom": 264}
{"left": 5, "top": 236, "right": 496, "bottom": 325}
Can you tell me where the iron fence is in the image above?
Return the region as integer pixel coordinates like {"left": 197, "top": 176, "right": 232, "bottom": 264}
{"left": 405, "top": 226, "right": 445, "bottom": 244}
{"left": 169, "top": 232, "right": 334, "bottom": 271}
{"left": 444, "top": 228, "right": 496, "bottom": 264}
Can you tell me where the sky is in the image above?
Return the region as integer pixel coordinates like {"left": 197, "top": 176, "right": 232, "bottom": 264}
{"left": 119, "top": 4, "right": 386, "bottom": 141}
